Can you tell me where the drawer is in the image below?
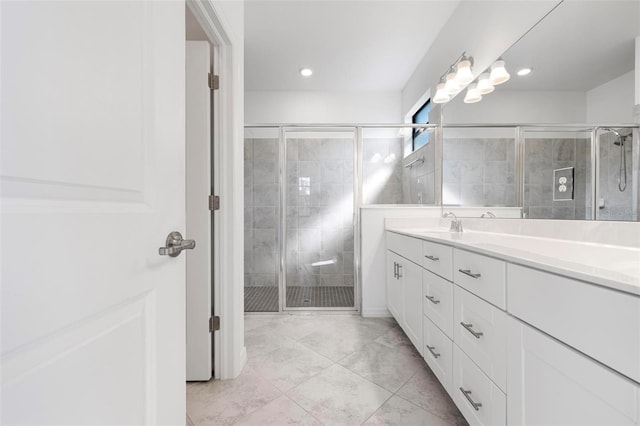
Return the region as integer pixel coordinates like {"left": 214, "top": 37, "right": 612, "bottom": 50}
{"left": 421, "top": 240, "right": 453, "bottom": 281}
{"left": 453, "top": 345, "right": 506, "bottom": 426}
{"left": 423, "top": 315, "right": 453, "bottom": 395}
{"left": 423, "top": 270, "right": 454, "bottom": 338}
{"left": 508, "top": 264, "right": 640, "bottom": 384}
{"left": 386, "top": 231, "right": 422, "bottom": 266}
{"left": 454, "top": 286, "right": 507, "bottom": 391}
{"left": 453, "top": 249, "right": 506, "bottom": 309}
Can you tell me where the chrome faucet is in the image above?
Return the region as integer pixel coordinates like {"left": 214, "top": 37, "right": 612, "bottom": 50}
{"left": 443, "top": 211, "right": 463, "bottom": 233}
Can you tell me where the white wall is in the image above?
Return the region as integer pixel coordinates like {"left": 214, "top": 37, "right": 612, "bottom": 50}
{"left": 586, "top": 71, "right": 635, "bottom": 124}
{"left": 360, "top": 207, "right": 442, "bottom": 317}
{"left": 444, "top": 90, "right": 586, "bottom": 124}
{"left": 207, "top": 0, "right": 246, "bottom": 380}
{"left": 401, "top": 0, "right": 560, "bottom": 117}
{"left": 245, "top": 90, "right": 401, "bottom": 124}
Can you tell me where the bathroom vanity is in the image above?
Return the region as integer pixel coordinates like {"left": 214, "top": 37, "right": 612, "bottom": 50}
{"left": 385, "top": 227, "right": 640, "bottom": 425}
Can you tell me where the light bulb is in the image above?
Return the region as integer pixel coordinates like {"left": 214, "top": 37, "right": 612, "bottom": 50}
{"left": 489, "top": 60, "right": 510, "bottom": 85}
{"left": 432, "top": 83, "right": 450, "bottom": 104}
{"left": 476, "top": 73, "right": 495, "bottom": 94}
{"left": 455, "top": 59, "right": 474, "bottom": 85}
{"left": 517, "top": 67, "right": 532, "bottom": 76}
{"left": 464, "top": 83, "right": 482, "bottom": 104}
{"left": 299, "top": 68, "right": 313, "bottom": 77}
{"left": 444, "top": 72, "right": 461, "bottom": 95}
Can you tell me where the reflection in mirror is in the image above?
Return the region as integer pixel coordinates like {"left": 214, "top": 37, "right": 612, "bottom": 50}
{"left": 441, "top": 0, "right": 640, "bottom": 221}
{"left": 361, "top": 126, "right": 438, "bottom": 205}
{"left": 442, "top": 126, "right": 519, "bottom": 215}
{"left": 596, "top": 128, "right": 638, "bottom": 221}
{"left": 522, "top": 129, "right": 592, "bottom": 220}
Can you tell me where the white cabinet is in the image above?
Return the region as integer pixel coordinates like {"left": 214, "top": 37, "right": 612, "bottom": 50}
{"left": 423, "top": 269, "right": 454, "bottom": 338}
{"left": 508, "top": 264, "right": 640, "bottom": 384}
{"left": 507, "top": 317, "right": 640, "bottom": 426}
{"left": 454, "top": 286, "right": 507, "bottom": 391}
{"left": 386, "top": 232, "right": 423, "bottom": 356}
{"left": 423, "top": 315, "right": 454, "bottom": 394}
{"left": 401, "top": 259, "right": 423, "bottom": 355}
{"left": 453, "top": 249, "right": 506, "bottom": 309}
{"left": 386, "top": 250, "right": 402, "bottom": 320}
{"left": 453, "top": 345, "right": 506, "bottom": 426}
{"left": 422, "top": 240, "right": 453, "bottom": 281}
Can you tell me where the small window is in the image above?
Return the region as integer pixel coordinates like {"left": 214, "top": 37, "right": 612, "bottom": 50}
{"left": 412, "top": 100, "right": 431, "bottom": 151}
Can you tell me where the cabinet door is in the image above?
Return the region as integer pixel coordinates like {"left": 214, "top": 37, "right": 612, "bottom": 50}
{"left": 401, "top": 259, "right": 423, "bottom": 356}
{"left": 386, "top": 251, "right": 402, "bottom": 321}
{"left": 507, "top": 317, "right": 640, "bottom": 426}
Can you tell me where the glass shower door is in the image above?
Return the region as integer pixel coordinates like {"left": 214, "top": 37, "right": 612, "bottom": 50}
{"left": 283, "top": 130, "right": 356, "bottom": 309}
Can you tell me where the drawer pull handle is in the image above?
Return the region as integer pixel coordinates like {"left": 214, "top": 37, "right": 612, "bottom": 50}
{"left": 459, "top": 387, "right": 482, "bottom": 411}
{"left": 425, "top": 295, "right": 440, "bottom": 304}
{"left": 424, "top": 255, "right": 439, "bottom": 261}
{"left": 458, "top": 269, "right": 481, "bottom": 279}
{"left": 393, "top": 262, "right": 398, "bottom": 279}
{"left": 426, "top": 345, "right": 440, "bottom": 358}
{"left": 397, "top": 264, "right": 402, "bottom": 279}
{"left": 460, "top": 322, "right": 483, "bottom": 339}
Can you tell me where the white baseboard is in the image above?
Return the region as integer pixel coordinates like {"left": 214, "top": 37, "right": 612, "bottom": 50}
{"left": 361, "top": 308, "right": 392, "bottom": 318}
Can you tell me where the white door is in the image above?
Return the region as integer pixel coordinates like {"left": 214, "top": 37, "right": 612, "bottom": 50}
{"left": 186, "top": 41, "right": 212, "bottom": 381}
{"left": 1, "top": 1, "right": 186, "bottom": 424}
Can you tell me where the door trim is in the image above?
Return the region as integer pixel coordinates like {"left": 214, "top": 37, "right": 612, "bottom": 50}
{"left": 186, "top": 0, "right": 246, "bottom": 380}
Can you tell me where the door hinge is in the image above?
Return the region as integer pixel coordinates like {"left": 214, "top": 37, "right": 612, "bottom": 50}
{"left": 209, "top": 316, "right": 220, "bottom": 332}
{"left": 209, "top": 195, "right": 220, "bottom": 211}
{"left": 208, "top": 73, "right": 219, "bottom": 90}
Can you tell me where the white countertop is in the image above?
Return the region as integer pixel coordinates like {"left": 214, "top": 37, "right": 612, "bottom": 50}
{"left": 386, "top": 227, "right": 640, "bottom": 297}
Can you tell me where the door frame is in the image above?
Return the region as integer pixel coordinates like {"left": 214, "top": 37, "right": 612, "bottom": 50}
{"left": 186, "top": 0, "right": 246, "bottom": 380}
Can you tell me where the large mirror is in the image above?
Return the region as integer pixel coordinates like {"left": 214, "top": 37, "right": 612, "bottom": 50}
{"left": 442, "top": 0, "right": 640, "bottom": 221}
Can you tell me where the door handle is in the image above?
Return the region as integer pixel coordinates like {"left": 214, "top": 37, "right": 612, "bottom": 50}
{"left": 159, "top": 231, "right": 196, "bottom": 257}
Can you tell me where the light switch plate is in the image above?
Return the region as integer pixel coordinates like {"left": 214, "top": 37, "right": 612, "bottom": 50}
{"left": 553, "top": 167, "right": 574, "bottom": 201}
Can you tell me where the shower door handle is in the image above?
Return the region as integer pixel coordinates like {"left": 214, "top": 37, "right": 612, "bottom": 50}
{"left": 159, "top": 232, "right": 196, "bottom": 257}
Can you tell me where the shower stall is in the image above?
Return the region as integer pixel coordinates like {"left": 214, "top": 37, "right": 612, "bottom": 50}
{"left": 244, "top": 127, "right": 359, "bottom": 312}
{"left": 244, "top": 125, "right": 413, "bottom": 312}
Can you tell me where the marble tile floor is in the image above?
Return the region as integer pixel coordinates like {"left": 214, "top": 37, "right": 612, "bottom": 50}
{"left": 187, "top": 314, "right": 468, "bottom": 426}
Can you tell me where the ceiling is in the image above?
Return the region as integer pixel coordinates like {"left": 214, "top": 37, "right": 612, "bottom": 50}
{"left": 244, "top": 0, "right": 460, "bottom": 92}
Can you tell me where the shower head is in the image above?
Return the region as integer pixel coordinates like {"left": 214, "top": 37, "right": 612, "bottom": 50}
{"left": 602, "top": 128, "right": 632, "bottom": 146}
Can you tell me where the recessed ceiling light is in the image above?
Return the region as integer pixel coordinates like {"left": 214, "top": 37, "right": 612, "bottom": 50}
{"left": 517, "top": 68, "right": 532, "bottom": 76}
{"left": 299, "top": 68, "right": 313, "bottom": 77}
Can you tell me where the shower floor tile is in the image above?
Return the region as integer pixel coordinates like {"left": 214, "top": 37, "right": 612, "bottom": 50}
{"left": 244, "top": 286, "right": 355, "bottom": 311}
{"left": 286, "top": 286, "right": 354, "bottom": 308}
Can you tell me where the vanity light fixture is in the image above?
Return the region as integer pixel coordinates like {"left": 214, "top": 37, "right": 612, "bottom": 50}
{"left": 476, "top": 73, "right": 495, "bottom": 94}
{"left": 432, "top": 52, "right": 475, "bottom": 104}
{"left": 517, "top": 67, "right": 532, "bottom": 76}
{"left": 444, "top": 70, "right": 461, "bottom": 95}
{"left": 463, "top": 83, "right": 482, "bottom": 104}
{"left": 432, "top": 82, "right": 451, "bottom": 104}
{"left": 455, "top": 58, "right": 474, "bottom": 85}
{"left": 299, "top": 67, "right": 313, "bottom": 77}
{"left": 489, "top": 60, "right": 510, "bottom": 85}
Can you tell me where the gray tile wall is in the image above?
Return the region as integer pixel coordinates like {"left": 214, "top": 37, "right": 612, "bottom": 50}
{"left": 244, "top": 137, "right": 356, "bottom": 291}
{"left": 402, "top": 140, "right": 436, "bottom": 204}
{"left": 442, "top": 138, "right": 516, "bottom": 206}
{"left": 523, "top": 137, "right": 590, "bottom": 220}
{"left": 362, "top": 138, "right": 403, "bottom": 204}
{"left": 244, "top": 138, "right": 279, "bottom": 290}
{"left": 286, "top": 138, "right": 355, "bottom": 288}
{"left": 598, "top": 132, "right": 636, "bottom": 221}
